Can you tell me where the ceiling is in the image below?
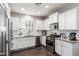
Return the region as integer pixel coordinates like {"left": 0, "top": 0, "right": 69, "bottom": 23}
{"left": 9, "top": 3, "right": 68, "bottom": 16}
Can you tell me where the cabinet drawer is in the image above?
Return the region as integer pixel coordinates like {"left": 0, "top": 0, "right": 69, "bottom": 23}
{"left": 62, "top": 41, "right": 72, "bottom": 48}
{"left": 55, "top": 46, "right": 62, "bottom": 55}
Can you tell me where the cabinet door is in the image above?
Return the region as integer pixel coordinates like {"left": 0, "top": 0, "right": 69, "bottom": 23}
{"left": 59, "top": 12, "right": 66, "bottom": 30}
{"left": 62, "top": 46, "right": 72, "bottom": 56}
{"left": 48, "top": 17, "right": 53, "bottom": 24}
{"left": 55, "top": 45, "right": 62, "bottom": 55}
{"left": 21, "top": 38, "right": 27, "bottom": 48}
{"left": 11, "top": 39, "right": 18, "bottom": 50}
{"left": 41, "top": 36, "right": 46, "bottom": 46}
{"left": 17, "top": 38, "right": 23, "bottom": 49}
{"left": 52, "top": 12, "right": 58, "bottom": 23}
{"left": 28, "top": 37, "right": 35, "bottom": 47}
{"left": 36, "top": 20, "right": 43, "bottom": 30}
{"left": 0, "top": 7, "right": 5, "bottom": 27}
{"left": 11, "top": 17, "right": 19, "bottom": 30}
{"left": 55, "top": 40, "right": 62, "bottom": 55}
{"left": 24, "top": 38, "right": 31, "bottom": 47}
{"left": 43, "top": 19, "right": 49, "bottom": 30}
{"left": 49, "top": 12, "right": 58, "bottom": 24}
{"left": 23, "top": 37, "right": 35, "bottom": 47}
{"left": 66, "top": 8, "right": 77, "bottom": 30}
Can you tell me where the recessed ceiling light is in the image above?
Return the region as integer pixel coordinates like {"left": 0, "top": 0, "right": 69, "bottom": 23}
{"left": 21, "top": 8, "right": 25, "bottom": 11}
{"left": 45, "top": 6, "right": 49, "bottom": 8}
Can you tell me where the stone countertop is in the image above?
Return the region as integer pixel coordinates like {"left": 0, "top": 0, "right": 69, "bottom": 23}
{"left": 55, "top": 37, "right": 79, "bottom": 44}
{"left": 10, "top": 35, "right": 42, "bottom": 39}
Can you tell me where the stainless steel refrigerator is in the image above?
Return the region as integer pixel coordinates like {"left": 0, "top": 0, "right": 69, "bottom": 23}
{"left": 0, "top": 4, "right": 8, "bottom": 56}
{"left": 0, "top": 32, "right": 6, "bottom": 56}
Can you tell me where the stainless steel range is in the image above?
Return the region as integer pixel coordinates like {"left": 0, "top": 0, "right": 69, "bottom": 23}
{"left": 46, "top": 35, "right": 60, "bottom": 53}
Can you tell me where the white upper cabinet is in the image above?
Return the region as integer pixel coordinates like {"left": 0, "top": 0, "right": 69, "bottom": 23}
{"left": 0, "top": 4, "right": 6, "bottom": 31}
{"left": 35, "top": 12, "right": 58, "bottom": 30}
{"left": 43, "top": 19, "right": 49, "bottom": 30}
{"left": 36, "top": 19, "right": 43, "bottom": 30}
{"left": 11, "top": 17, "right": 20, "bottom": 30}
{"left": 43, "top": 12, "right": 58, "bottom": 30}
{"left": 0, "top": 7, "right": 5, "bottom": 27}
{"left": 49, "top": 12, "right": 58, "bottom": 24}
{"left": 65, "top": 8, "right": 77, "bottom": 30}
{"left": 59, "top": 12, "right": 66, "bottom": 30}
{"left": 59, "top": 7, "right": 79, "bottom": 30}
{"left": 52, "top": 12, "right": 58, "bottom": 23}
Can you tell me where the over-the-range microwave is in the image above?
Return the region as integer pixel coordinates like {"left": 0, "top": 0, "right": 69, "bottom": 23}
{"left": 49, "top": 23, "right": 58, "bottom": 30}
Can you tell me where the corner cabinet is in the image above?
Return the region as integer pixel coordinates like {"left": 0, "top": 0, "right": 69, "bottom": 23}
{"left": 59, "top": 7, "right": 79, "bottom": 30}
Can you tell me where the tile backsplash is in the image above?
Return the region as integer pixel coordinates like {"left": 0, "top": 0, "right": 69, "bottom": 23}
{"left": 47, "top": 30, "right": 79, "bottom": 41}
{"left": 12, "top": 29, "right": 42, "bottom": 37}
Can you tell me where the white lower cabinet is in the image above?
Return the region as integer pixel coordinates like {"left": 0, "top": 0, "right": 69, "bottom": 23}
{"left": 17, "top": 38, "right": 23, "bottom": 49}
{"left": 55, "top": 39, "right": 79, "bottom": 56}
{"left": 28, "top": 37, "right": 35, "bottom": 47}
{"left": 11, "top": 38, "right": 18, "bottom": 50}
{"left": 11, "top": 37, "right": 36, "bottom": 50}
{"left": 41, "top": 36, "right": 46, "bottom": 46}
{"left": 22, "top": 38, "right": 29, "bottom": 48}
{"left": 55, "top": 40, "right": 62, "bottom": 55}
{"left": 62, "top": 46, "right": 72, "bottom": 56}
{"left": 61, "top": 41, "right": 72, "bottom": 56}
{"left": 55, "top": 46, "right": 62, "bottom": 55}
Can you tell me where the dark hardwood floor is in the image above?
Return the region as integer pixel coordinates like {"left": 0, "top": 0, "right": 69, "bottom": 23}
{"left": 11, "top": 46, "right": 59, "bottom": 56}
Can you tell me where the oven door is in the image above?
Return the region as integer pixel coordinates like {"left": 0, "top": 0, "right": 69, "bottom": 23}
{"left": 46, "top": 40, "right": 53, "bottom": 47}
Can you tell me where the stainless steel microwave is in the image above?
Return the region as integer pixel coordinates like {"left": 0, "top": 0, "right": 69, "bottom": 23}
{"left": 49, "top": 23, "right": 58, "bottom": 30}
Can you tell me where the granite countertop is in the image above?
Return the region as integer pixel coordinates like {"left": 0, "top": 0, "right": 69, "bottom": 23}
{"left": 10, "top": 35, "right": 42, "bottom": 39}
{"left": 55, "top": 37, "right": 79, "bottom": 44}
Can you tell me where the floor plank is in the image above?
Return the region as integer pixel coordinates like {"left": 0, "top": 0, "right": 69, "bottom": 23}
{"left": 12, "top": 46, "right": 58, "bottom": 56}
